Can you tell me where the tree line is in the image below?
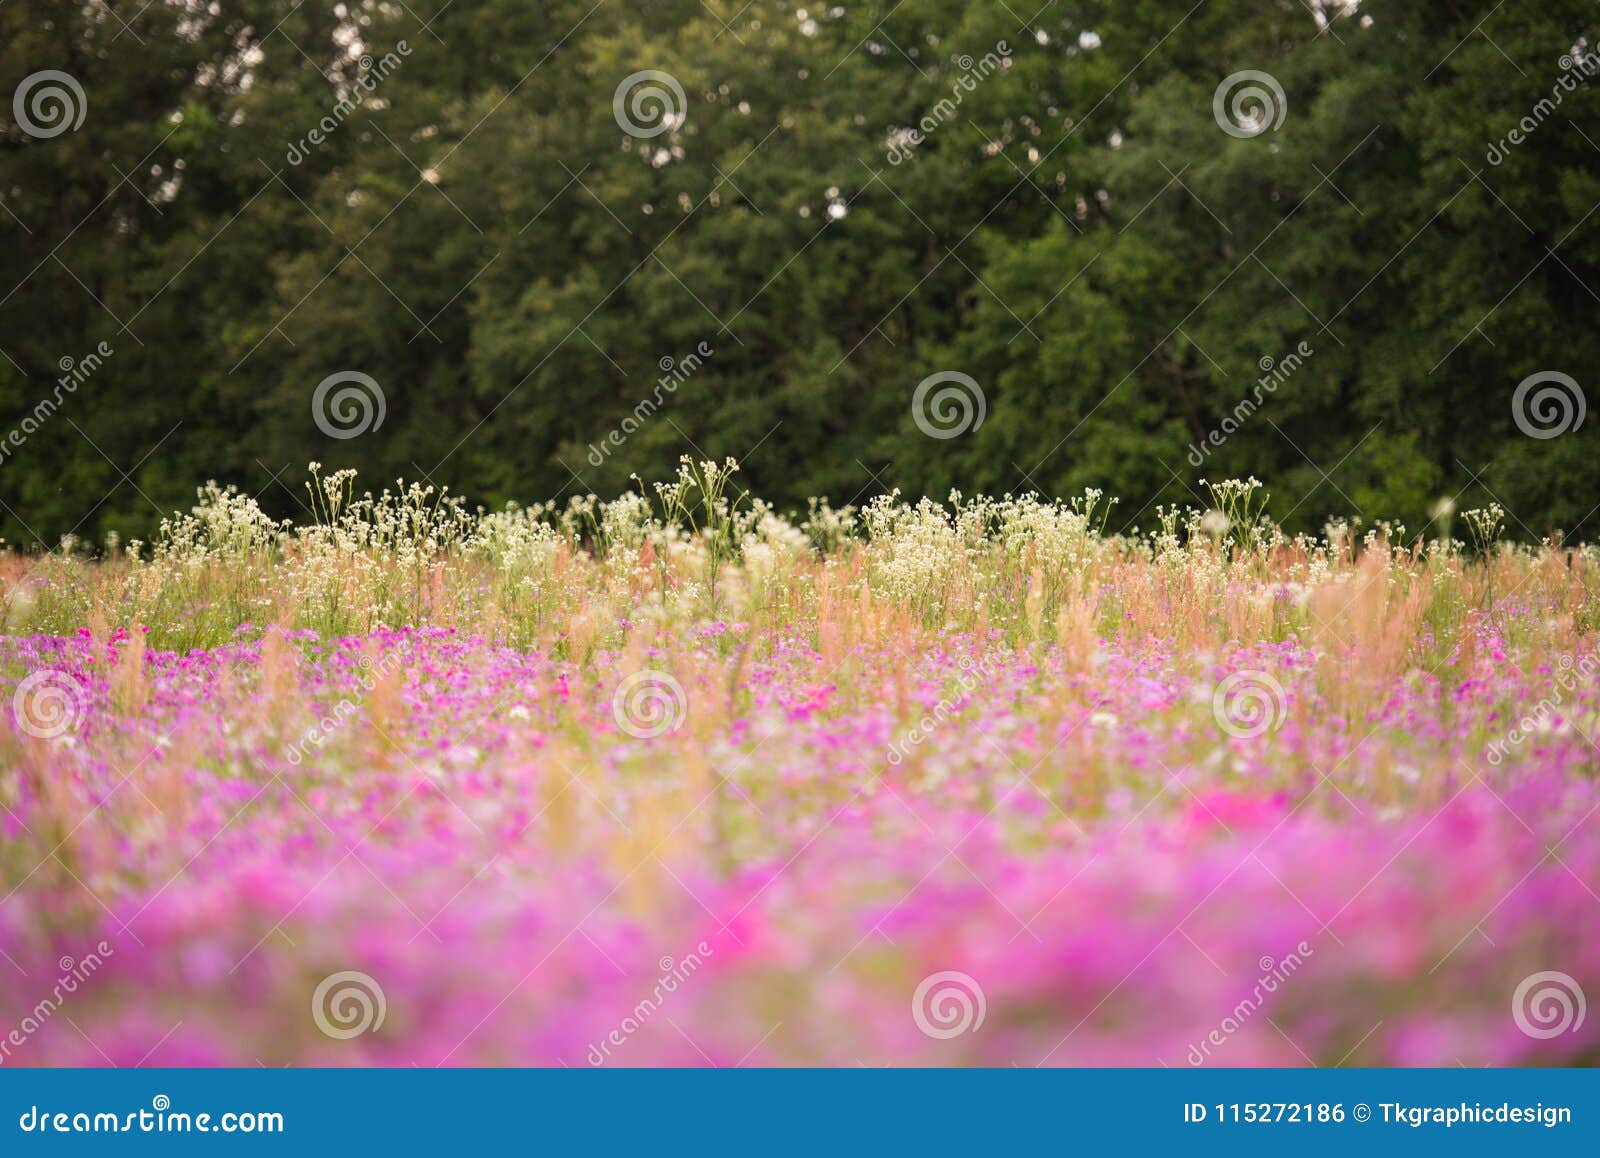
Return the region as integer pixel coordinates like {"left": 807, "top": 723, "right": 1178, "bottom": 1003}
{"left": 1, "top": 0, "right": 1596, "bottom": 547}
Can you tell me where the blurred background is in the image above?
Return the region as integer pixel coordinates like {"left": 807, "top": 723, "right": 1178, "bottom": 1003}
{"left": 0, "top": 0, "right": 1596, "bottom": 546}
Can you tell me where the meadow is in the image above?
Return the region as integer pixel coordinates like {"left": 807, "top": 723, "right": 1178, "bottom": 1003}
{"left": 0, "top": 462, "right": 1596, "bottom": 1066}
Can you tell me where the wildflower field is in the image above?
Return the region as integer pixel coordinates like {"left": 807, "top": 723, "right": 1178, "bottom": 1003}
{"left": 1, "top": 464, "right": 1596, "bottom": 1068}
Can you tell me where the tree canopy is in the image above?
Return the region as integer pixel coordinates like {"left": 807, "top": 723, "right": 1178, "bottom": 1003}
{"left": 2, "top": 0, "right": 1596, "bottom": 545}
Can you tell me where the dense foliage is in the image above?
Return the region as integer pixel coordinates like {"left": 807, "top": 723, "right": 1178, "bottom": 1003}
{"left": 1, "top": 0, "right": 1597, "bottom": 545}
